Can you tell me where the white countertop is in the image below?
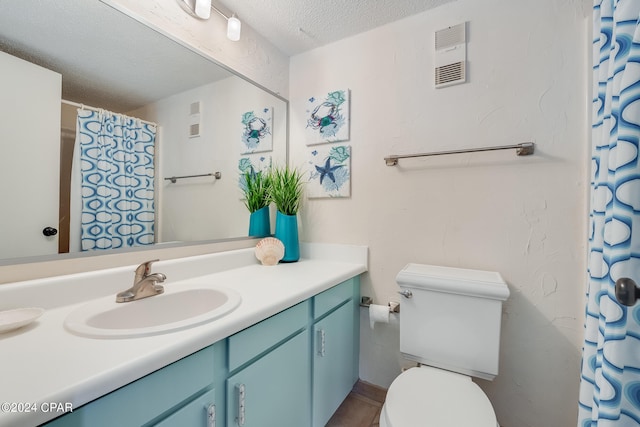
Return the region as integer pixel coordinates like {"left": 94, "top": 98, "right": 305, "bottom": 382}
{"left": 0, "top": 243, "right": 367, "bottom": 427}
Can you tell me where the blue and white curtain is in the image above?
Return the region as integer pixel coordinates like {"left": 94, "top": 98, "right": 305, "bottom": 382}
{"left": 75, "top": 109, "right": 156, "bottom": 251}
{"left": 578, "top": 1, "right": 640, "bottom": 425}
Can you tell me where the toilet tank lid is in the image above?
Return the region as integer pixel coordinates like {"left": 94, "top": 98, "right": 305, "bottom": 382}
{"left": 396, "top": 264, "right": 510, "bottom": 301}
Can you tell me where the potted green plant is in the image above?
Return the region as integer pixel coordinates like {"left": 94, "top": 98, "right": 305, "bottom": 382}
{"left": 269, "top": 165, "right": 304, "bottom": 262}
{"left": 242, "top": 169, "right": 272, "bottom": 237}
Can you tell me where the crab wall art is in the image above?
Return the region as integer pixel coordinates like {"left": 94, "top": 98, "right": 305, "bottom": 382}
{"left": 304, "top": 89, "right": 350, "bottom": 145}
{"left": 241, "top": 107, "right": 273, "bottom": 154}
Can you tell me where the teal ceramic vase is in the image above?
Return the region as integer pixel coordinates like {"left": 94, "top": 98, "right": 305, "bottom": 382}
{"left": 274, "top": 211, "right": 299, "bottom": 262}
{"left": 248, "top": 206, "right": 271, "bottom": 237}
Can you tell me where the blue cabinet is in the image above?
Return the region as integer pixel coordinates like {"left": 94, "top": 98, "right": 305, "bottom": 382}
{"left": 42, "top": 277, "right": 360, "bottom": 427}
{"left": 226, "top": 330, "right": 311, "bottom": 426}
{"left": 312, "top": 279, "right": 360, "bottom": 427}
{"left": 226, "top": 301, "right": 311, "bottom": 426}
{"left": 227, "top": 301, "right": 309, "bottom": 372}
{"left": 43, "top": 345, "right": 217, "bottom": 427}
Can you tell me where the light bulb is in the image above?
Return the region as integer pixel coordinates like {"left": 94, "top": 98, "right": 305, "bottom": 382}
{"left": 227, "top": 15, "right": 241, "bottom": 41}
{"left": 195, "top": 0, "right": 211, "bottom": 19}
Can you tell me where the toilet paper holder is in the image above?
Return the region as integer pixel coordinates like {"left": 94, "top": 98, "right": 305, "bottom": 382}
{"left": 360, "top": 296, "right": 400, "bottom": 313}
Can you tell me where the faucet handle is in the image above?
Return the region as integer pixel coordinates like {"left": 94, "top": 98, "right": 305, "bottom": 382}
{"left": 135, "top": 259, "right": 160, "bottom": 278}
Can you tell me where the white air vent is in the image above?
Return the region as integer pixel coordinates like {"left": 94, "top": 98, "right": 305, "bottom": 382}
{"left": 189, "top": 101, "right": 201, "bottom": 138}
{"left": 189, "top": 123, "right": 200, "bottom": 137}
{"left": 190, "top": 101, "right": 200, "bottom": 115}
{"left": 434, "top": 22, "right": 467, "bottom": 88}
{"left": 436, "top": 62, "right": 466, "bottom": 86}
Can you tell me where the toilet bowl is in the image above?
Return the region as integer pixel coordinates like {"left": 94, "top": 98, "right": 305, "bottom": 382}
{"left": 380, "top": 366, "right": 498, "bottom": 427}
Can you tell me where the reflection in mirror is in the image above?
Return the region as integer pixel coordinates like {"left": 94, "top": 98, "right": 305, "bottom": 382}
{"left": 0, "top": 0, "right": 288, "bottom": 264}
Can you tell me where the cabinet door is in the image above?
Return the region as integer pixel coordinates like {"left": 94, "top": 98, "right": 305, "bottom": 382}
{"left": 312, "top": 301, "right": 357, "bottom": 427}
{"left": 226, "top": 330, "right": 310, "bottom": 427}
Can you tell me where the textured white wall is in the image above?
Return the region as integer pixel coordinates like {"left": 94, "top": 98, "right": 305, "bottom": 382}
{"left": 289, "top": 1, "right": 590, "bottom": 426}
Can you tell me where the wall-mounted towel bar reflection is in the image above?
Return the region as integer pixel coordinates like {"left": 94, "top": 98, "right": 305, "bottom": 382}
{"left": 164, "top": 172, "right": 222, "bottom": 183}
{"left": 384, "top": 142, "right": 534, "bottom": 166}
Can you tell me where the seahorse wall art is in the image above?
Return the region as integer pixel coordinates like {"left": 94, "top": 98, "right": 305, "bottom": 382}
{"left": 305, "top": 89, "right": 350, "bottom": 145}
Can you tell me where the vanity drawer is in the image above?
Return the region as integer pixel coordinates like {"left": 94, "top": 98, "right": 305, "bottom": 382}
{"left": 228, "top": 301, "right": 309, "bottom": 372}
{"left": 313, "top": 279, "right": 355, "bottom": 320}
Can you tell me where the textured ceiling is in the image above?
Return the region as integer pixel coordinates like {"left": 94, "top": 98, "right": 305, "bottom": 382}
{"left": 218, "top": 0, "right": 456, "bottom": 55}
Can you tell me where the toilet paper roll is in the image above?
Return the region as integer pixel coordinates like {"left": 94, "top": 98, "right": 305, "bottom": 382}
{"left": 369, "top": 304, "right": 390, "bottom": 329}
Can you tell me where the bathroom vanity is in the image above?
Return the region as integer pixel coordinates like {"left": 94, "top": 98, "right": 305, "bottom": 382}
{"left": 0, "top": 244, "right": 367, "bottom": 427}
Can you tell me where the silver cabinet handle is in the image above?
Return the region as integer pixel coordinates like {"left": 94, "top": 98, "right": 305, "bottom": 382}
{"left": 207, "top": 403, "right": 216, "bottom": 427}
{"left": 398, "top": 290, "right": 413, "bottom": 298}
{"left": 236, "top": 384, "right": 246, "bottom": 426}
{"left": 317, "top": 329, "right": 326, "bottom": 357}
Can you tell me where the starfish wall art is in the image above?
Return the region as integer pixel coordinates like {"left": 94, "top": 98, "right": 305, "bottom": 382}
{"left": 238, "top": 155, "right": 272, "bottom": 195}
{"left": 307, "top": 145, "right": 351, "bottom": 198}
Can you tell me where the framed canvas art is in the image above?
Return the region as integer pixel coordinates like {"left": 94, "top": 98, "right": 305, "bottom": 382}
{"left": 238, "top": 155, "right": 272, "bottom": 192}
{"left": 307, "top": 145, "right": 351, "bottom": 198}
{"left": 241, "top": 107, "right": 273, "bottom": 154}
{"left": 304, "top": 89, "right": 350, "bottom": 145}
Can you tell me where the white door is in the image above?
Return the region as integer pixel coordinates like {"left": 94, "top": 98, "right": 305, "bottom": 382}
{"left": 0, "top": 51, "right": 61, "bottom": 259}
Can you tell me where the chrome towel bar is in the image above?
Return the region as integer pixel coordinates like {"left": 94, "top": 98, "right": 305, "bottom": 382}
{"left": 164, "top": 172, "right": 221, "bottom": 183}
{"left": 384, "top": 142, "right": 534, "bottom": 166}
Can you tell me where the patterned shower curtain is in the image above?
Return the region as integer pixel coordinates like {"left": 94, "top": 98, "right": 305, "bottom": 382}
{"left": 76, "top": 109, "right": 156, "bottom": 251}
{"left": 578, "top": 1, "right": 640, "bottom": 426}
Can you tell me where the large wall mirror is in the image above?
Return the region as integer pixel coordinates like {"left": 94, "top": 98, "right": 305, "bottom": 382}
{"left": 0, "top": 0, "right": 288, "bottom": 265}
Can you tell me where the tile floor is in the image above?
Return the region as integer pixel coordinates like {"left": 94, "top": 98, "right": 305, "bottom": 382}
{"left": 326, "top": 381, "right": 388, "bottom": 427}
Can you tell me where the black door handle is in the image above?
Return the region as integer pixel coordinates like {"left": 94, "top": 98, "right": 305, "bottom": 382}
{"left": 615, "top": 277, "right": 640, "bottom": 306}
{"left": 42, "top": 227, "right": 58, "bottom": 237}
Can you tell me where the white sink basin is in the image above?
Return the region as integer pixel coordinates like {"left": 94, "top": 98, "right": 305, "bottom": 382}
{"left": 64, "top": 285, "right": 241, "bottom": 338}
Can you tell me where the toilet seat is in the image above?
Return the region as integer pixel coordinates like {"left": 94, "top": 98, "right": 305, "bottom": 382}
{"left": 380, "top": 366, "right": 498, "bottom": 427}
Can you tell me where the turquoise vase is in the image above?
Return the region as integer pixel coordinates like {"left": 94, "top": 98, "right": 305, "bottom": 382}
{"left": 248, "top": 206, "right": 271, "bottom": 237}
{"left": 274, "top": 211, "right": 300, "bottom": 262}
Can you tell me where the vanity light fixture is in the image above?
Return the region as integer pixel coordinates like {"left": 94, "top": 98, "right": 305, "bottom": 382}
{"left": 178, "top": 0, "right": 242, "bottom": 41}
{"left": 226, "top": 14, "right": 242, "bottom": 41}
{"left": 194, "top": 0, "right": 211, "bottom": 19}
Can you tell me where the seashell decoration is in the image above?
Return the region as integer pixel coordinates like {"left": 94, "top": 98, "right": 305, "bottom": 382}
{"left": 255, "top": 237, "right": 285, "bottom": 266}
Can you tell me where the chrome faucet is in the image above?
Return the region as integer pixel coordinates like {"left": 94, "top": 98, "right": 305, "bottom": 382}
{"left": 116, "top": 259, "right": 166, "bottom": 303}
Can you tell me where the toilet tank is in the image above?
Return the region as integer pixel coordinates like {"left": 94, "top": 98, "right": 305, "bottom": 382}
{"left": 396, "top": 264, "right": 510, "bottom": 381}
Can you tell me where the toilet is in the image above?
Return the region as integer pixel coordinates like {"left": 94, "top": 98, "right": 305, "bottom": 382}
{"left": 380, "top": 263, "right": 510, "bottom": 427}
